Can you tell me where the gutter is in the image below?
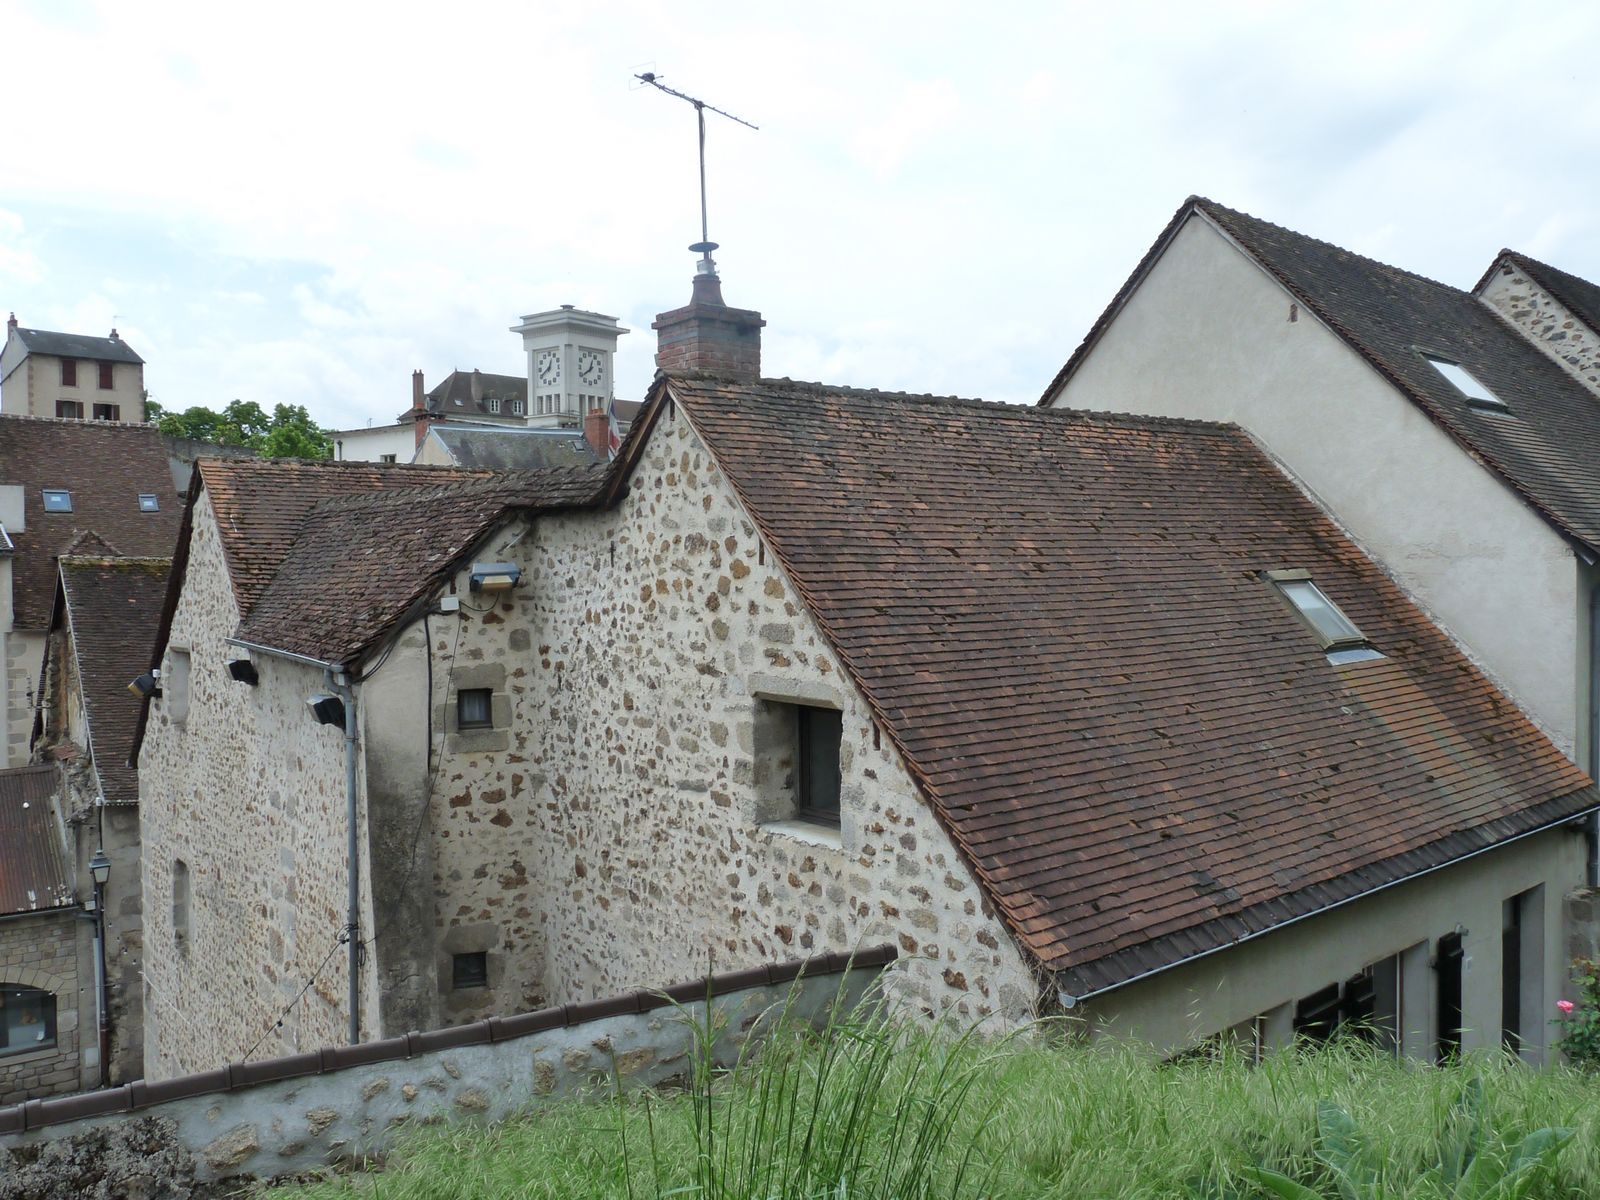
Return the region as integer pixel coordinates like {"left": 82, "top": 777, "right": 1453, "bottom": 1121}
{"left": 1056, "top": 806, "right": 1596, "bottom": 1009}
{"left": 224, "top": 638, "right": 342, "bottom": 673}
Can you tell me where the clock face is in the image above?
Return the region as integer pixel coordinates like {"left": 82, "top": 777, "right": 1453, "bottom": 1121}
{"left": 535, "top": 350, "right": 561, "bottom": 387}
{"left": 577, "top": 349, "right": 604, "bottom": 387}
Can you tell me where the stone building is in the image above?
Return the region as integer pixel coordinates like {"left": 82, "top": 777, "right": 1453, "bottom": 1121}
{"left": 32, "top": 555, "right": 172, "bottom": 1086}
{"left": 0, "top": 416, "right": 182, "bottom": 767}
{"left": 135, "top": 266, "right": 1598, "bottom": 1077}
{"left": 0, "top": 317, "right": 145, "bottom": 422}
{"left": 0, "top": 762, "right": 90, "bottom": 1103}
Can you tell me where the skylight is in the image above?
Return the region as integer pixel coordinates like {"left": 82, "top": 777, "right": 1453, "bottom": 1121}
{"left": 1425, "top": 357, "right": 1508, "bottom": 411}
{"left": 138, "top": 494, "right": 160, "bottom": 512}
{"left": 1266, "top": 570, "right": 1383, "bottom": 662}
{"left": 41, "top": 489, "right": 72, "bottom": 513}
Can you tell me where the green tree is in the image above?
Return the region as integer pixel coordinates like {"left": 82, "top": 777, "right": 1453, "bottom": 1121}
{"left": 148, "top": 398, "right": 332, "bottom": 460}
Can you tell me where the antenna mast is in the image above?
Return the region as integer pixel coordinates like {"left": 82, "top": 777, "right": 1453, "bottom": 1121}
{"left": 635, "top": 73, "right": 758, "bottom": 277}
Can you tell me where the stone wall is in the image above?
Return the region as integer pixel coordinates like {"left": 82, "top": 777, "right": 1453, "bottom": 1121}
{"left": 3, "top": 629, "right": 44, "bottom": 769}
{"left": 0, "top": 911, "right": 84, "bottom": 1103}
{"left": 139, "top": 489, "right": 354, "bottom": 1078}
{"left": 0, "top": 951, "right": 890, "bottom": 1194}
{"left": 358, "top": 396, "right": 1038, "bottom": 1041}
{"left": 1479, "top": 263, "right": 1600, "bottom": 396}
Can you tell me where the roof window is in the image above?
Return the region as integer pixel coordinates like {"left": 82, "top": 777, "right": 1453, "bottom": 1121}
{"left": 42, "top": 489, "right": 72, "bottom": 513}
{"left": 1265, "top": 570, "right": 1383, "bottom": 662}
{"left": 138, "top": 494, "right": 160, "bottom": 512}
{"left": 1424, "top": 356, "right": 1509, "bottom": 412}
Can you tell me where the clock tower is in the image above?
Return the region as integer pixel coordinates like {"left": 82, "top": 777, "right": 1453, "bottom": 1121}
{"left": 509, "top": 305, "right": 629, "bottom": 428}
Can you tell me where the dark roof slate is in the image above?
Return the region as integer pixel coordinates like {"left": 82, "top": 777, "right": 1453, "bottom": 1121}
{"left": 12, "top": 327, "right": 143, "bottom": 365}
{"left": 427, "top": 425, "right": 601, "bottom": 470}
{"left": 0, "top": 416, "right": 184, "bottom": 628}
{"left": 666, "top": 376, "right": 1597, "bottom": 995}
{"left": 234, "top": 468, "right": 605, "bottom": 667}
{"left": 1043, "top": 197, "right": 1600, "bottom": 553}
{"left": 58, "top": 557, "right": 171, "bottom": 804}
{"left": 0, "top": 764, "right": 73, "bottom": 916}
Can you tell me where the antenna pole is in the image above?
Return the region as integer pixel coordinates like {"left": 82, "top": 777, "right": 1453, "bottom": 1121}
{"left": 697, "top": 101, "right": 709, "bottom": 248}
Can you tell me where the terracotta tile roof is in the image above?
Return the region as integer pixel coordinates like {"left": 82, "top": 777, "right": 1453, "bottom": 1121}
{"left": 0, "top": 764, "right": 73, "bottom": 916}
{"left": 1041, "top": 197, "right": 1600, "bottom": 553}
{"left": 197, "top": 458, "right": 493, "bottom": 618}
{"left": 0, "top": 415, "right": 183, "bottom": 629}
{"left": 1488, "top": 250, "right": 1600, "bottom": 338}
{"left": 665, "top": 376, "right": 1598, "bottom": 995}
{"left": 57, "top": 557, "right": 171, "bottom": 805}
{"left": 234, "top": 468, "right": 605, "bottom": 668}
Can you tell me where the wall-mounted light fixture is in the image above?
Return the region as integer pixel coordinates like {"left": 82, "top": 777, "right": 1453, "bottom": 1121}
{"left": 469, "top": 561, "right": 522, "bottom": 593}
{"left": 226, "top": 659, "right": 259, "bottom": 685}
{"left": 307, "top": 694, "right": 346, "bottom": 726}
{"left": 127, "top": 671, "right": 161, "bottom": 699}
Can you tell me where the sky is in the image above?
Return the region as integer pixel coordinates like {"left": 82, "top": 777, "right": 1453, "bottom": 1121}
{"left": 1, "top": 0, "right": 1597, "bottom": 430}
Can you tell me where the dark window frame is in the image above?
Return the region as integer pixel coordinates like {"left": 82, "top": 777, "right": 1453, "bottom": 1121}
{"left": 55, "top": 399, "right": 83, "bottom": 419}
{"left": 98, "top": 361, "right": 114, "bottom": 390}
{"left": 138, "top": 494, "right": 160, "bottom": 512}
{"left": 457, "top": 687, "right": 494, "bottom": 730}
{"left": 92, "top": 402, "right": 120, "bottom": 422}
{"left": 452, "top": 951, "right": 488, "bottom": 989}
{"left": 41, "top": 489, "right": 72, "bottom": 513}
{"left": 60, "top": 359, "right": 76, "bottom": 388}
{"left": 795, "top": 706, "right": 843, "bottom": 828}
{"left": 0, "top": 984, "right": 59, "bottom": 1057}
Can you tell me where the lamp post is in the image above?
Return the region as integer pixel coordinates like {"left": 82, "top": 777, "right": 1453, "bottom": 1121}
{"left": 88, "top": 847, "right": 111, "bottom": 1089}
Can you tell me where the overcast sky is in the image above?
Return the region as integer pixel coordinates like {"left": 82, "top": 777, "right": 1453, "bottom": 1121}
{"left": 2, "top": 0, "right": 1596, "bottom": 429}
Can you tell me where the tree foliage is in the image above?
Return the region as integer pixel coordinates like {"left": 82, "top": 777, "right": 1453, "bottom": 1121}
{"left": 146, "top": 398, "right": 333, "bottom": 460}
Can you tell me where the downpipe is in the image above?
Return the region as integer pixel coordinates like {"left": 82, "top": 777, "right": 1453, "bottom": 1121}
{"left": 330, "top": 669, "right": 361, "bottom": 1045}
{"left": 1589, "top": 579, "right": 1599, "bottom": 887}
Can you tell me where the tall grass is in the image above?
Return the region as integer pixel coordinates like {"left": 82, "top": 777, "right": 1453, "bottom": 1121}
{"left": 272, "top": 1005, "right": 1600, "bottom": 1200}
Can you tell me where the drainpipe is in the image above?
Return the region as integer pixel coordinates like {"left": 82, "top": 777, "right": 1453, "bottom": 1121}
{"left": 1589, "top": 577, "right": 1599, "bottom": 887}
{"left": 335, "top": 669, "right": 361, "bottom": 1044}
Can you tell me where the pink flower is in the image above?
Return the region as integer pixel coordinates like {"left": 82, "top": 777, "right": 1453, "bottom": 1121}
{"left": 1557, "top": 1000, "right": 1576, "bottom": 1014}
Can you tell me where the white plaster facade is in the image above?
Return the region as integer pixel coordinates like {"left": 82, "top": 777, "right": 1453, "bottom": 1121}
{"left": 330, "top": 423, "right": 418, "bottom": 464}
{"left": 1045, "top": 215, "right": 1591, "bottom": 770}
{"left": 0, "top": 333, "right": 144, "bottom": 421}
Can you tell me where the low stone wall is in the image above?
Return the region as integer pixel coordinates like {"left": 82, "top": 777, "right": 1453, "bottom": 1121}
{"left": 0, "top": 946, "right": 892, "bottom": 1197}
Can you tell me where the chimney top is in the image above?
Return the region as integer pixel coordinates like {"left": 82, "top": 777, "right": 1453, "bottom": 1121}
{"left": 652, "top": 256, "right": 764, "bottom": 382}
{"left": 109, "top": 328, "right": 120, "bottom": 340}
{"left": 6, "top": 313, "right": 15, "bottom": 332}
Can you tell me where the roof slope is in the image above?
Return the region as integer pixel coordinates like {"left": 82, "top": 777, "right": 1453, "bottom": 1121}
{"left": 667, "top": 377, "right": 1597, "bottom": 995}
{"left": 1041, "top": 198, "right": 1600, "bottom": 553}
{"left": 58, "top": 557, "right": 171, "bottom": 804}
{"left": 1491, "top": 250, "right": 1600, "bottom": 336}
{"left": 0, "top": 764, "right": 72, "bottom": 915}
{"left": 428, "top": 425, "right": 601, "bottom": 470}
{"left": 236, "top": 469, "right": 605, "bottom": 666}
{"left": 12, "top": 327, "right": 143, "bottom": 365}
{"left": 198, "top": 458, "right": 491, "bottom": 618}
{"left": 0, "top": 416, "right": 183, "bottom": 627}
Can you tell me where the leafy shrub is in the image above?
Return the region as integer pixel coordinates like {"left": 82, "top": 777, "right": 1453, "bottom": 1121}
{"left": 1553, "top": 957, "right": 1600, "bottom": 1068}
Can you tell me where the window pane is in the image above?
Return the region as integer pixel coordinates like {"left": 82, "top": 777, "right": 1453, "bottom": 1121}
{"left": 42, "top": 489, "right": 72, "bottom": 513}
{"left": 138, "top": 494, "right": 160, "bottom": 512}
{"left": 1278, "top": 580, "right": 1364, "bottom": 646}
{"left": 798, "top": 707, "right": 842, "bottom": 824}
{"left": 458, "top": 688, "right": 492, "bottom": 729}
{"left": 0, "top": 986, "right": 57, "bottom": 1056}
{"left": 1425, "top": 357, "right": 1504, "bottom": 407}
{"left": 452, "top": 951, "right": 488, "bottom": 989}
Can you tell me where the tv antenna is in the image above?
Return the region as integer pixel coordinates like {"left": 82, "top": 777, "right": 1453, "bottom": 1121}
{"left": 635, "top": 72, "right": 758, "bottom": 275}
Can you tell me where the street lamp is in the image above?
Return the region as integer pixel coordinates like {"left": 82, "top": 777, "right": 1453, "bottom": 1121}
{"left": 88, "top": 848, "right": 111, "bottom": 1088}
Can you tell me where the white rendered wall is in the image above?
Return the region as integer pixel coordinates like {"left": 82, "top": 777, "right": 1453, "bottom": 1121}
{"left": 331, "top": 424, "right": 417, "bottom": 463}
{"left": 1048, "top": 216, "right": 1584, "bottom": 760}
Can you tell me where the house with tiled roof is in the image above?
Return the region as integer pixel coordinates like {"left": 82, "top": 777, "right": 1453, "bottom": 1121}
{"left": 1040, "top": 199, "right": 1600, "bottom": 862}
{"left": 135, "top": 264, "right": 1598, "bottom": 1079}
{"left": 0, "top": 416, "right": 183, "bottom": 767}
{"left": 0, "top": 316, "right": 146, "bottom": 423}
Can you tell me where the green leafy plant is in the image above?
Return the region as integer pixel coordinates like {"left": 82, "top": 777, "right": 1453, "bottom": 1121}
{"left": 1242, "top": 1077, "right": 1572, "bottom": 1200}
{"left": 1552, "top": 957, "right": 1600, "bottom": 1068}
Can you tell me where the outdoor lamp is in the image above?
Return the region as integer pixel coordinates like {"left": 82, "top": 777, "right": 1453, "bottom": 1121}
{"left": 89, "top": 848, "right": 111, "bottom": 888}
{"left": 469, "top": 561, "right": 522, "bottom": 592}
{"left": 226, "top": 659, "right": 259, "bottom": 685}
{"left": 307, "top": 693, "right": 346, "bottom": 726}
{"left": 127, "top": 671, "right": 161, "bottom": 698}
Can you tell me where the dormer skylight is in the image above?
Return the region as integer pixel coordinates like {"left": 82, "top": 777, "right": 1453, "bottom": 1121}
{"left": 1265, "top": 570, "right": 1384, "bottom": 663}
{"left": 138, "top": 494, "right": 160, "bottom": 512}
{"left": 41, "top": 489, "right": 72, "bottom": 513}
{"left": 1424, "top": 356, "right": 1510, "bottom": 412}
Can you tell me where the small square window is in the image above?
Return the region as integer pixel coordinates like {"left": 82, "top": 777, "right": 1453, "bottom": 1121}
{"left": 379, "top": 454, "right": 397, "bottom": 464}
{"left": 42, "top": 489, "right": 72, "bottom": 513}
{"left": 61, "top": 359, "right": 77, "bottom": 387}
{"left": 487, "top": 397, "right": 501, "bottom": 414}
{"left": 511, "top": 398, "right": 525, "bottom": 416}
{"left": 56, "top": 400, "right": 83, "bottom": 419}
{"left": 452, "top": 951, "right": 488, "bottom": 989}
{"left": 92, "top": 403, "right": 120, "bottom": 421}
{"left": 98, "top": 362, "right": 114, "bottom": 389}
{"left": 138, "top": 494, "right": 160, "bottom": 512}
{"left": 457, "top": 688, "right": 493, "bottom": 729}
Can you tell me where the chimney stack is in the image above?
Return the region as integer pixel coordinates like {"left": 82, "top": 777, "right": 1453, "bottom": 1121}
{"left": 652, "top": 257, "right": 764, "bottom": 381}
{"left": 6, "top": 313, "right": 16, "bottom": 333}
{"left": 411, "top": 369, "right": 425, "bottom": 413}
{"left": 583, "top": 407, "right": 609, "bottom": 460}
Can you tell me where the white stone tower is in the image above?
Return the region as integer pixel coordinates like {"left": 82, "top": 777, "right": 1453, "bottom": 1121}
{"left": 509, "top": 306, "right": 629, "bottom": 428}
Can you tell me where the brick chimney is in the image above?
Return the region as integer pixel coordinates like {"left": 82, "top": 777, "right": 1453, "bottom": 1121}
{"left": 652, "top": 261, "right": 764, "bottom": 381}
{"left": 583, "top": 408, "right": 610, "bottom": 459}
{"left": 412, "top": 369, "right": 435, "bottom": 449}
{"left": 6, "top": 313, "right": 15, "bottom": 333}
{"left": 412, "top": 369, "right": 425, "bottom": 413}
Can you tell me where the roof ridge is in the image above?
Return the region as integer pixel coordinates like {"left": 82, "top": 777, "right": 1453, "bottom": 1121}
{"left": 59, "top": 554, "right": 173, "bottom": 567}
{"left": 306, "top": 468, "right": 599, "bottom": 515}
{"left": 1190, "top": 195, "right": 1468, "bottom": 294}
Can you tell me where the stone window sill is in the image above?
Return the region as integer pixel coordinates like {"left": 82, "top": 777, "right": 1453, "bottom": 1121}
{"left": 0, "top": 1044, "right": 64, "bottom": 1068}
{"left": 759, "top": 820, "right": 843, "bottom": 851}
